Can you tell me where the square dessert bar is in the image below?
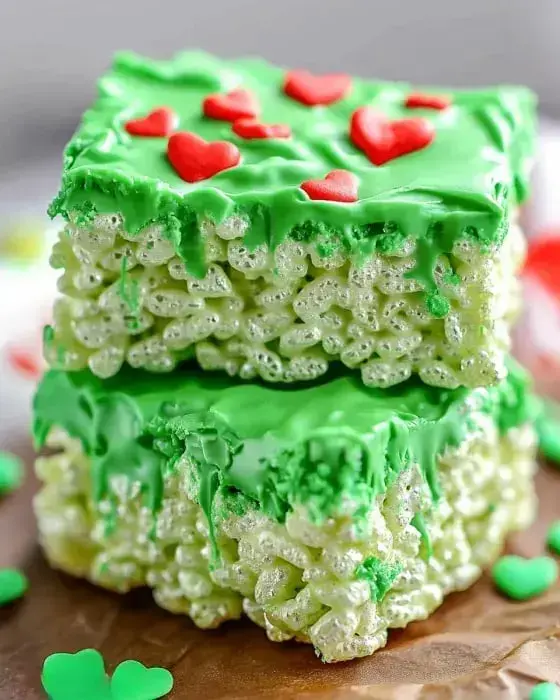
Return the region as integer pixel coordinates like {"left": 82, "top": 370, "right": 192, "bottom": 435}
{"left": 46, "top": 51, "right": 536, "bottom": 388}
{"left": 33, "top": 362, "right": 538, "bottom": 662}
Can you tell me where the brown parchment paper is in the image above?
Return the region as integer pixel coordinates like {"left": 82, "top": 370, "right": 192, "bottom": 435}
{"left": 0, "top": 440, "right": 559, "bottom": 700}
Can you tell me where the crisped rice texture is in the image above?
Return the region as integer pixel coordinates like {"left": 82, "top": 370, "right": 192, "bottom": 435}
{"left": 45, "top": 213, "right": 524, "bottom": 388}
{"left": 34, "top": 419, "right": 537, "bottom": 662}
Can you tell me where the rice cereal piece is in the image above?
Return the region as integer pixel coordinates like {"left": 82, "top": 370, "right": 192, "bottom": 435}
{"left": 32, "top": 360, "right": 538, "bottom": 662}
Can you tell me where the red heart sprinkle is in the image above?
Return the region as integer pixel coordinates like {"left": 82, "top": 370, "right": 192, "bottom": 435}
{"left": 125, "top": 107, "right": 177, "bottom": 137}
{"left": 405, "top": 93, "right": 451, "bottom": 110}
{"left": 232, "top": 118, "right": 291, "bottom": 140}
{"left": 7, "top": 347, "right": 41, "bottom": 379}
{"left": 301, "top": 170, "right": 358, "bottom": 203}
{"left": 350, "top": 107, "right": 435, "bottom": 166}
{"left": 167, "top": 132, "right": 241, "bottom": 183}
{"left": 524, "top": 236, "right": 560, "bottom": 299}
{"left": 284, "top": 70, "right": 351, "bottom": 106}
{"left": 203, "top": 88, "right": 259, "bottom": 122}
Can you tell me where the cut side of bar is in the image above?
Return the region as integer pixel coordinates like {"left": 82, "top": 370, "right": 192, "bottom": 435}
{"left": 46, "top": 211, "right": 525, "bottom": 388}
{"left": 33, "top": 362, "right": 538, "bottom": 662}
{"left": 45, "top": 51, "right": 536, "bottom": 388}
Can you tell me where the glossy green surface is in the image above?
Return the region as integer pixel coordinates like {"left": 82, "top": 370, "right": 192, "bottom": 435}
{"left": 48, "top": 51, "right": 536, "bottom": 286}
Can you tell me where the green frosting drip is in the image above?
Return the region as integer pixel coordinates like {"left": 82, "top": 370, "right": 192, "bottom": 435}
{"left": 411, "top": 512, "right": 433, "bottom": 559}
{"left": 48, "top": 51, "right": 536, "bottom": 314}
{"left": 33, "top": 361, "right": 537, "bottom": 555}
{"left": 119, "top": 256, "right": 141, "bottom": 328}
{"left": 355, "top": 556, "right": 403, "bottom": 602}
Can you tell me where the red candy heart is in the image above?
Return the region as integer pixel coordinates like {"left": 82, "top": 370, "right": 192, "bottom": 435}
{"left": 167, "top": 132, "right": 241, "bottom": 183}
{"left": 405, "top": 93, "right": 451, "bottom": 110}
{"left": 284, "top": 70, "right": 351, "bottom": 106}
{"left": 7, "top": 347, "right": 41, "bottom": 379}
{"left": 232, "top": 118, "right": 291, "bottom": 140}
{"left": 350, "top": 107, "right": 435, "bottom": 166}
{"left": 125, "top": 107, "right": 177, "bottom": 137}
{"left": 203, "top": 88, "right": 259, "bottom": 122}
{"left": 301, "top": 169, "right": 358, "bottom": 203}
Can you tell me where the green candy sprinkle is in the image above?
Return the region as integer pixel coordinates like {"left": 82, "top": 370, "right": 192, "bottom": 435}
{"left": 536, "top": 399, "right": 560, "bottom": 465}
{"left": 0, "top": 568, "right": 28, "bottom": 605}
{"left": 355, "top": 556, "right": 403, "bottom": 602}
{"left": 0, "top": 451, "right": 24, "bottom": 494}
{"left": 530, "top": 683, "right": 560, "bottom": 700}
{"left": 41, "top": 648, "right": 174, "bottom": 700}
{"left": 547, "top": 521, "right": 560, "bottom": 555}
{"left": 110, "top": 660, "right": 174, "bottom": 700}
{"left": 492, "top": 555, "right": 558, "bottom": 601}
{"left": 42, "top": 649, "right": 111, "bottom": 700}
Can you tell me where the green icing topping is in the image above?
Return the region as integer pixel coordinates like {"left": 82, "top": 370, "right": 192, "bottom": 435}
{"left": 33, "top": 361, "right": 537, "bottom": 556}
{"left": 355, "top": 556, "right": 403, "bottom": 602}
{"left": 48, "top": 51, "right": 536, "bottom": 313}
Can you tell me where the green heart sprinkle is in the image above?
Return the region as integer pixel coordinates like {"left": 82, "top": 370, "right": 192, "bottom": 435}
{"left": 547, "top": 521, "right": 560, "bottom": 555}
{"left": 42, "top": 649, "right": 112, "bottom": 700}
{"left": 111, "top": 660, "right": 174, "bottom": 700}
{"left": 0, "top": 568, "right": 28, "bottom": 605}
{"left": 536, "top": 399, "right": 560, "bottom": 465}
{"left": 0, "top": 451, "right": 24, "bottom": 494}
{"left": 492, "top": 555, "right": 558, "bottom": 600}
{"left": 530, "top": 682, "right": 560, "bottom": 700}
{"left": 41, "top": 649, "right": 174, "bottom": 700}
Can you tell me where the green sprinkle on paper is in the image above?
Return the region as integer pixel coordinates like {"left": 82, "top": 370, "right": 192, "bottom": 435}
{"left": 530, "top": 682, "right": 560, "bottom": 700}
{"left": 0, "top": 451, "right": 24, "bottom": 494}
{"left": 547, "top": 521, "right": 560, "bottom": 555}
{"left": 492, "top": 555, "right": 558, "bottom": 601}
{"left": 41, "top": 648, "right": 174, "bottom": 700}
{"left": 42, "top": 649, "right": 111, "bottom": 700}
{"left": 0, "top": 568, "right": 28, "bottom": 605}
{"left": 536, "top": 399, "right": 560, "bottom": 465}
{"left": 110, "top": 660, "right": 174, "bottom": 700}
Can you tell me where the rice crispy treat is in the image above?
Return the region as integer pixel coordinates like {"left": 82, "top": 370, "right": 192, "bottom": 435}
{"left": 45, "top": 51, "right": 536, "bottom": 389}
{"left": 32, "top": 361, "right": 538, "bottom": 662}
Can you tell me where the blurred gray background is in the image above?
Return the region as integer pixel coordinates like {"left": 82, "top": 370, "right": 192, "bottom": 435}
{"left": 0, "top": 0, "right": 558, "bottom": 204}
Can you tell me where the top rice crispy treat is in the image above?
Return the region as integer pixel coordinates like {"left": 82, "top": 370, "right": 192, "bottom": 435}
{"left": 46, "top": 51, "right": 536, "bottom": 388}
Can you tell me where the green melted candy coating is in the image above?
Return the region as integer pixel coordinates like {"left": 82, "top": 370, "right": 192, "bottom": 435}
{"left": 33, "top": 361, "right": 537, "bottom": 555}
{"left": 48, "top": 51, "right": 536, "bottom": 291}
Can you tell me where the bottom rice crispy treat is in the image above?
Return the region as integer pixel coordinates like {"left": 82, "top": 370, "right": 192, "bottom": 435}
{"left": 32, "top": 364, "right": 538, "bottom": 662}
